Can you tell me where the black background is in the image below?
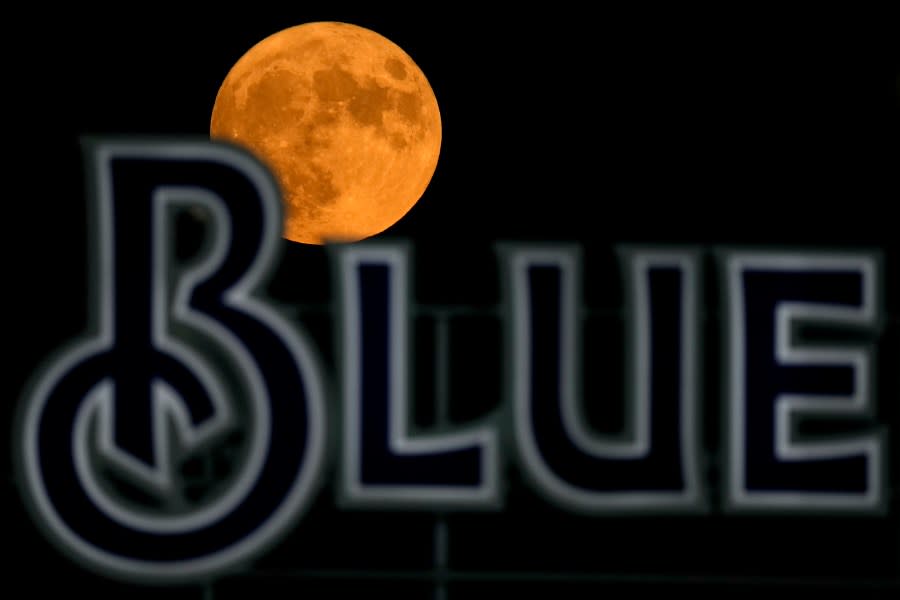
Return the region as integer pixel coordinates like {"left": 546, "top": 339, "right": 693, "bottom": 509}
{"left": 6, "top": 5, "right": 900, "bottom": 598}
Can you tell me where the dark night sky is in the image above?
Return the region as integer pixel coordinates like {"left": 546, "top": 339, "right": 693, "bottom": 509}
{"left": 6, "top": 6, "right": 899, "bottom": 308}
{"left": 5, "top": 5, "right": 900, "bottom": 597}
{"left": 8, "top": 7, "right": 900, "bottom": 244}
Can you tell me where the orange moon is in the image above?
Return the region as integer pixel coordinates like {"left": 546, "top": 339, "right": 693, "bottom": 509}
{"left": 210, "top": 22, "right": 442, "bottom": 245}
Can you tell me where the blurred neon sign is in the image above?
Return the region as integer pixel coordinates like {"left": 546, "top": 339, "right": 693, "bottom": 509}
{"left": 15, "top": 139, "right": 889, "bottom": 582}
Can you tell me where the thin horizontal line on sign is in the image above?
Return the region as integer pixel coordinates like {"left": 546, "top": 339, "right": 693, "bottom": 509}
{"left": 226, "top": 569, "right": 900, "bottom": 589}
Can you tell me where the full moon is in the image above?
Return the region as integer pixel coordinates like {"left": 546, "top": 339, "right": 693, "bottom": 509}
{"left": 210, "top": 22, "right": 442, "bottom": 245}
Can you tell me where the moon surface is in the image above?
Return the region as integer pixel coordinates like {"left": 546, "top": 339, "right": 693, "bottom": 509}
{"left": 211, "top": 22, "right": 442, "bottom": 245}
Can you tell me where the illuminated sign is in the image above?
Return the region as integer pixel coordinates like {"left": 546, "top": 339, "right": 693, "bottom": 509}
{"left": 15, "top": 139, "right": 890, "bottom": 582}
